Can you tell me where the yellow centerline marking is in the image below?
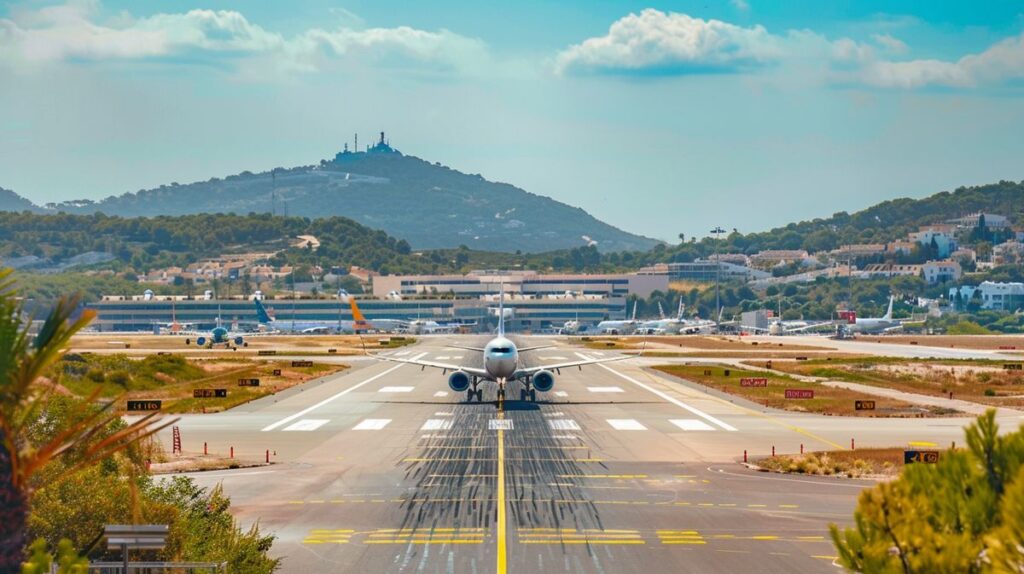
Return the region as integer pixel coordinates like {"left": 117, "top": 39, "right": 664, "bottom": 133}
{"left": 497, "top": 411, "right": 507, "bottom": 574}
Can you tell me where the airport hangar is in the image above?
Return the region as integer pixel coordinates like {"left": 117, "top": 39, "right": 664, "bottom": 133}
{"left": 84, "top": 270, "right": 669, "bottom": 332}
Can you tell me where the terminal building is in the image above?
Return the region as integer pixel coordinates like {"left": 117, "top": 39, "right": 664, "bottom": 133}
{"left": 84, "top": 269, "right": 670, "bottom": 332}
{"left": 370, "top": 270, "right": 668, "bottom": 299}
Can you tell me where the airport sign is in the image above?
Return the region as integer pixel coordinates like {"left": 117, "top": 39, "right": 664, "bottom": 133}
{"left": 193, "top": 389, "right": 227, "bottom": 398}
{"left": 258, "top": 350, "right": 277, "bottom": 356}
{"left": 740, "top": 377, "right": 768, "bottom": 387}
{"left": 785, "top": 389, "right": 814, "bottom": 399}
{"left": 272, "top": 369, "right": 282, "bottom": 376}
{"left": 1004, "top": 363, "right": 1022, "bottom": 371}
{"left": 238, "top": 378, "right": 261, "bottom": 387}
{"left": 292, "top": 360, "right": 314, "bottom": 367}
{"left": 126, "top": 400, "right": 161, "bottom": 411}
{"left": 904, "top": 450, "right": 940, "bottom": 464}
{"left": 855, "top": 400, "right": 876, "bottom": 410}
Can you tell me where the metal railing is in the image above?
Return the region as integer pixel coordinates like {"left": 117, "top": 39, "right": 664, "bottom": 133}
{"left": 81, "top": 562, "right": 227, "bottom": 573}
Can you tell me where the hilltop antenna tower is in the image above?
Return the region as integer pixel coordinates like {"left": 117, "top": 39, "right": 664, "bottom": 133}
{"left": 354, "top": 133, "right": 358, "bottom": 154}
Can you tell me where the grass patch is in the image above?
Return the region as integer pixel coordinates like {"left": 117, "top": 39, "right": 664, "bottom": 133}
{"left": 54, "top": 353, "right": 346, "bottom": 413}
{"left": 760, "top": 357, "right": 1024, "bottom": 408}
{"left": 756, "top": 447, "right": 907, "bottom": 478}
{"left": 654, "top": 364, "right": 948, "bottom": 417}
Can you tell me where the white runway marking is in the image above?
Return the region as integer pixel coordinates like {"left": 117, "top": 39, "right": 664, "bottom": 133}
{"left": 394, "top": 351, "right": 410, "bottom": 356}
{"left": 434, "top": 391, "right": 449, "bottom": 397}
{"left": 592, "top": 351, "right": 605, "bottom": 356}
{"left": 588, "top": 386, "right": 624, "bottom": 393}
{"left": 553, "top": 435, "right": 578, "bottom": 440}
{"left": 577, "top": 352, "right": 738, "bottom": 432}
{"left": 554, "top": 391, "right": 569, "bottom": 397}
{"left": 671, "top": 419, "right": 715, "bottom": 431}
{"left": 435, "top": 356, "right": 451, "bottom": 360}
{"left": 543, "top": 412, "right": 565, "bottom": 417}
{"left": 548, "top": 419, "right": 581, "bottom": 431}
{"left": 261, "top": 353, "right": 427, "bottom": 431}
{"left": 489, "top": 419, "right": 513, "bottom": 430}
{"left": 283, "top": 419, "right": 329, "bottom": 432}
{"left": 353, "top": 419, "right": 391, "bottom": 430}
{"left": 422, "top": 419, "right": 454, "bottom": 431}
{"left": 451, "top": 355, "right": 463, "bottom": 359}
{"left": 434, "top": 411, "right": 453, "bottom": 416}
{"left": 607, "top": 419, "right": 647, "bottom": 431}
{"left": 543, "top": 356, "right": 568, "bottom": 361}
{"left": 379, "top": 386, "right": 414, "bottom": 393}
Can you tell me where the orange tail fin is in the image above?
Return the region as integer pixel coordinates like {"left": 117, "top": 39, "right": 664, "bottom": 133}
{"left": 350, "top": 297, "right": 367, "bottom": 325}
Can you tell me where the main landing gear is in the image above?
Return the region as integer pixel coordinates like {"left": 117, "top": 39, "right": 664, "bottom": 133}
{"left": 466, "top": 377, "right": 483, "bottom": 403}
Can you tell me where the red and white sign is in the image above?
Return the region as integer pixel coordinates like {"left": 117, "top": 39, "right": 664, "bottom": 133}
{"left": 785, "top": 389, "right": 815, "bottom": 399}
{"left": 740, "top": 378, "right": 768, "bottom": 387}
{"left": 837, "top": 310, "right": 857, "bottom": 324}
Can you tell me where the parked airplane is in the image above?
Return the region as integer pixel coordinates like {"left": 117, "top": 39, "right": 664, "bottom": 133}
{"left": 638, "top": 301, "right": 716, "bottom": 335}
{"left": 836, "top": 296, "right": 922, "bottom": 335}
{"left": 374, "top": 289, "right": 627, "bottom": 406}
{"left": 184, "top": 320, "right": 247, "bottom": 349}
{"left": 596, "top": 302, "right": 641, "bottom": 334}
{"left": 254, "top": 296, "right": 381, "bottom": 334}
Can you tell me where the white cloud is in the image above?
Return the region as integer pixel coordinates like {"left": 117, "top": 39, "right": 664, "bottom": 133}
{"left": 554, "top": 9, "right": 782, "bottom": 75}
{"left": 555, "top": 8, "right": 1024, "bottom": 90}
{"left": 851, "top": 32, "right": 1024, "bottom": 88}
{"left": 0, "top": 1, "right": 487, "bottom": 74}
{"left": 730, "top": 0, "right": 750, "bottom": 13}
{"left": 871, "top": 33, "right": 908, "bottom": 54}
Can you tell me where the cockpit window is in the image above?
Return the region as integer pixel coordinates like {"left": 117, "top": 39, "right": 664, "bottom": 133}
{"left": 492, "top": 347, "right": 512, "bottom": 353}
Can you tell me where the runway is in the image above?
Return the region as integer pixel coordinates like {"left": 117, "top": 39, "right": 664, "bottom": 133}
{"left": 161, "top": 336, "right": 1022, "bottom": 573}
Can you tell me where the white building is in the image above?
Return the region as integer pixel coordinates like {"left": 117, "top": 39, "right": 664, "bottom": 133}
{"left": 371, "top": 270, "right": 669, "bottom": 299}
{"left": 950, "top": 281, "right": 1024, "bottom": 311}
{"left": 921, "top": 260, "right": 962, "bottom": 284}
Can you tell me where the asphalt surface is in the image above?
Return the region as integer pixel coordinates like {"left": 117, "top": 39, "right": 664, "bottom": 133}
{"left": 158, "top": 336, "right": 1024, "bottom": 573}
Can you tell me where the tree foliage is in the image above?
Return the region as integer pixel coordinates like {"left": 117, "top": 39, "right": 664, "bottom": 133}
{"left": 831, "top": 410, "right": 1024, "bottom": 573}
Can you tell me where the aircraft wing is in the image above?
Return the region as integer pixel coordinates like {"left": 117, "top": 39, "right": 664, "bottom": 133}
{"left": 784, "top": 322, "right": 834, "bottom": 333}
{"left": 516, "top": 345, "right": 556, "bottom": 352}
{"left": 518, "top": 354, "right": 630, "bottom": 375}
{"left": 372, "top": 353, "right": 489, "bottom": 377}
{"left": 446, "top": 344, "right": 487, "bottom": 352}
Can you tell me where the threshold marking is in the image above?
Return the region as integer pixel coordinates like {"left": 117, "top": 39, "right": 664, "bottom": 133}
{"left": 352, "top": 419, "right": 391, "bottom": 431}
{"left": 607, "top": 419, "right": 647, "bottom": 431}
{"left": 379, "top": 386, "right": 414, "bottom": 393}
{"left": 283, "top": 419, "right": 329, "bottom": 431}
{"left": 580, "top": 353, "right": 738, "bottom": 432}
{"left": 262, "top": 354, "right": 426, "bottom": 431}
{"left": 588, "top": 386, "right": 624, "bottom": 393}
{"left": 554, "top": 391, "right": 569, "bottom": 397}
{"left": 422, "top": 419, "right": 454, "bottom": 431}
{"left": 490, "top": 419, "right": 513, "bottom": 431}
{"left": 433, "top": 391, "right": 449, "bottom": 397}
{"left": 548, "top": 419, "right": 581, "bottom": 431}
{"left": 671, "top": 419, "right": 716, "bottom": 432}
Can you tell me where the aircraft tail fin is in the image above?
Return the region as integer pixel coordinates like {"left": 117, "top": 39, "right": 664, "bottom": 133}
{"left": 885, "top": 296, "right": 894, "bottom": 320}
{"left": 350, "top": 297, "right": 368, "bottom": 327}
{"left": 677, "top": 299, "right": 685, "bottom": 320}
{"left": 631, "top": 301, "right": 637, "bottom": 321}
{"left": 657, "top": 302, "right": 665, "bottom": 320}
{"left": 498, "top": 283, "right": 505, "bottom": 337}
{"left": 253, "top": 299, "right": 272, "bottom": 324}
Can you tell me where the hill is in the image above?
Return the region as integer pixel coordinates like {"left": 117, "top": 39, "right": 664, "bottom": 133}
{"left": 30, "top": 139, "right": 658, "bottom": 253}
{"left": 0, "top": 187, "right": 40, "bottom": 213}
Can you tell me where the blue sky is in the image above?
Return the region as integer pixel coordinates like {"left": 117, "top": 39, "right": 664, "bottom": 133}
{"left": 2, "top": 1, "right": 1023, "bottom": 243}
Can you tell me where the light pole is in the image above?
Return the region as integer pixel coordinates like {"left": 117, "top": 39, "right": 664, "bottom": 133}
{"left": 710, "top": 226, "right": 725, "bottom": 319}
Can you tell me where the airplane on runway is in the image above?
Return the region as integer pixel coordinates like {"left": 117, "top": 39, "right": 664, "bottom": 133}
{"left": 596, "top": 302, "right": 641, "bottom": 334}
{"left": 373, "top": 289, "right": 629, "bottom": 406}
{"left": 184, "top": 320, "right": 248, "bottom": 349}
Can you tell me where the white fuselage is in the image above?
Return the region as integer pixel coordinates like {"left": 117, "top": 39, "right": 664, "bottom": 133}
{"left": 483, "top": 336, "right": 519, "bottom": 380}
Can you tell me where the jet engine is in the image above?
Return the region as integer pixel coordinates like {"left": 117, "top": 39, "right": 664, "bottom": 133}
{"left": 234, "top": 336, "right": 245, "bottom": 346}
{"left": 196, "top": 336, "right": 207, "bottom": 347}
{"left": 448, "top": 371, "right": 471, "bottom": 392}
{"left": 532, "top": 370, "right": 555, "bottom": 392}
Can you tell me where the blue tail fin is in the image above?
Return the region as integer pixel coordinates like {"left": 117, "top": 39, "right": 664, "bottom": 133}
{"left": 254, "top": 299, "right": 272, "bottom": 324}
